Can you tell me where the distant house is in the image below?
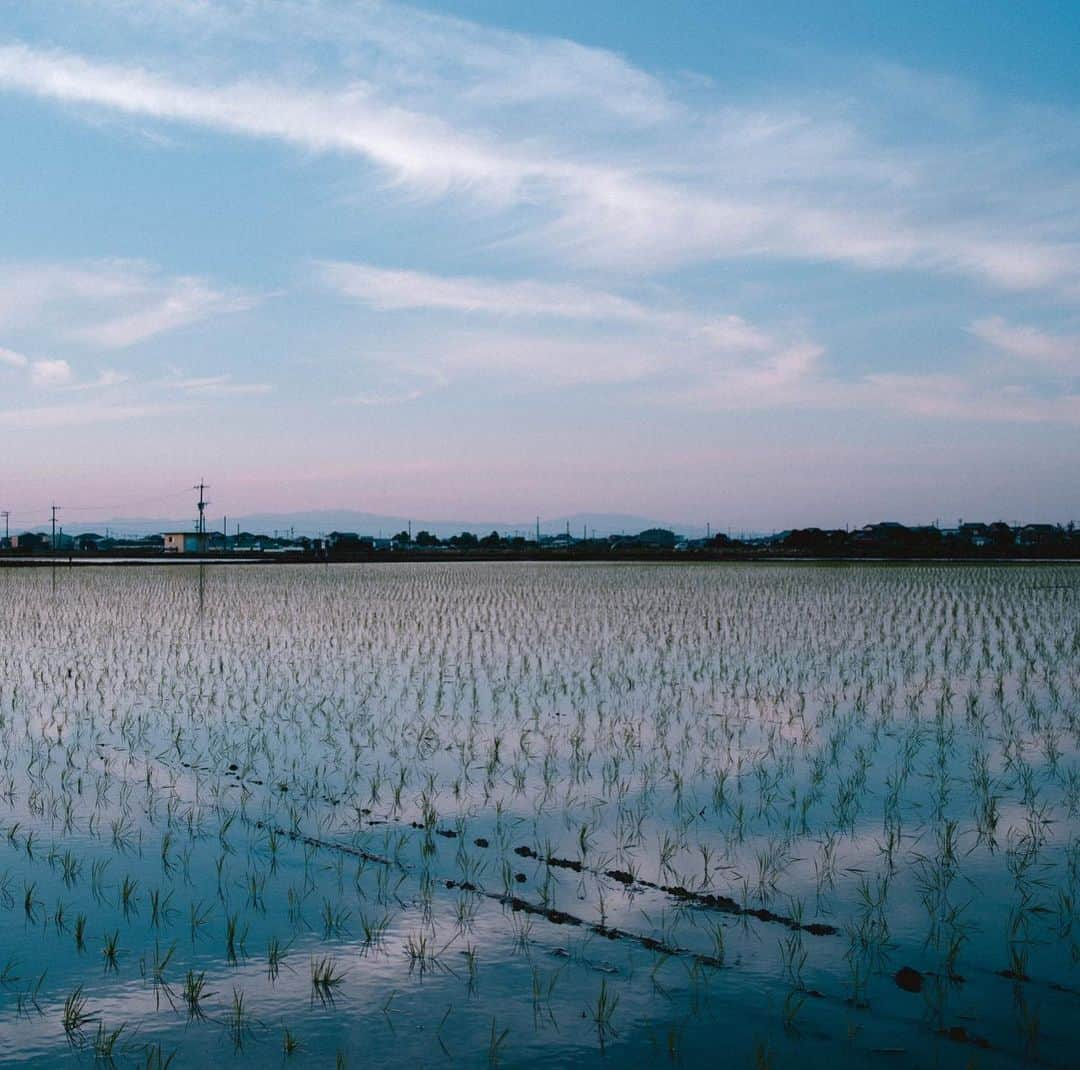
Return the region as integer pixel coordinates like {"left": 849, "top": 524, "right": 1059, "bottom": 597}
{"left": 1017, "top": 524, "right": 1060, "bottom": 548}
{"left": 854, "top": 522, "right": 907, "bottom": 542}
{"left": 163, "top": 532, "right": 206, "bottom": 554}
{"left": 9, "top": 532, "right": 48, "bottom": 551}
{"left": 326, "top": 532, "right": 374, "bottom": 554}
{"left": 957, "top": 523, "right": 992, "bottom": 547}
{"left": 631, "top": 528, "right": 679, "bottom": 548}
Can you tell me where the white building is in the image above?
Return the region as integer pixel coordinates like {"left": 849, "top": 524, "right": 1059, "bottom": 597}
{"left": 163, "top": 532, "right": 206, "bottom": 553}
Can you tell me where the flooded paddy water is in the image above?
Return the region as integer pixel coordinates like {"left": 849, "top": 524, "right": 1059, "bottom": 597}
{"left": 0, "top": 560, "right": 1076, "bottom": 1068}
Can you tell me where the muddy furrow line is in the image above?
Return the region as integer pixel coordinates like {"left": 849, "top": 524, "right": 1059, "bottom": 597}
{"left": 509, "top": 843, "right": 839, "bottom": 936}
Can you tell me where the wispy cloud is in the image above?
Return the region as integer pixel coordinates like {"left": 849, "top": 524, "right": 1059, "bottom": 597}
{"left": 969, "top": 316, "right": 1080, "bottom": 371}
{"left": 63, "top": 370, "right": 130, "bottom": 391}
{"left": 29, "top": 358, "right": 73, "bottom": 388}
{"left": 0, "top": 43, "right": 522, "bottom": 201}
{"left": 317, "top": 261, "right": 652, "bottom": 323}
{"left": 2, "top": 345, "right": 129, "bottom": 391}
{"left": 319, "top": 261, "right": 1080, "bottom": 424}
{"left": 319, "top": 260, "right": 814, "bottom": 401}
{"left": 318, "top": 261, "right": 778, "bottom": 357}
{"left": 335, "top": 384, "right": 436, "bottom": 407}
{"left": 1, "top": 16, "right": 1076, "bottom": 291}
{"left": 0, "top": 399, "right": 189, "bottom": 430}
{"left": 71, "top": 279, "right": 257, "bottom": 349}
{"left": 154, "top": 374, "right": 272, "bottom": 396}
{"left": 0, "top": 0, "right": 1076, "bottom": 471}
{"left": 0, "top": 348, "right": 268, "bottom": 429}
{"left": 656, "top": 360, "right": 1080, "bottom": 425}
{"left": 0, "top": 259, "right": 257, "bottom": 348}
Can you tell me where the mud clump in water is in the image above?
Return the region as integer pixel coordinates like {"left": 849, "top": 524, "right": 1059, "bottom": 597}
{"left": 938, "top": 1026, "right": 991, "bottom": 1050}
{"left": 894, "top": 966, "right": 924, "bottom": 993}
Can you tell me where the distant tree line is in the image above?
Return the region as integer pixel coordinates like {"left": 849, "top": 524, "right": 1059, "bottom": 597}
{"left": 4, "top": 520, "right": 1077, "bottom": 560}
{"left": 776, "top": 521, "right": 1078, "bottom": 558}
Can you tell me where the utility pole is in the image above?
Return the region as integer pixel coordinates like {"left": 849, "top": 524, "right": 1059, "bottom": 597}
{"left": 1, "top": 511, "right": 8, "bottom": 544}
{"left": 51, "top": 504, "right": 60, "bottom": 551}
{"left": 194, "top": 480, "right": 209, "bottom": 549}
{"left": 536, "top": 516, "right": 540, "bottom": 543}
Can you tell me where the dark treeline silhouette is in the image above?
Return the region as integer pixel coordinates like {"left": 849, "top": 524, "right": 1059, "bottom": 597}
{"left": 3, "top": 520, "right": 1077, "bottom": 561}
{"left": 776, "top": 521, "right": 1077, "bottom": 558}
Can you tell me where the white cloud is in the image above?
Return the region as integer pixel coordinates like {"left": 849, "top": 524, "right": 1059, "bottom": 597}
{"left": 853, "top": 375, "right": 1080, "bottom": 424}
{"left": 335, "top": 385, "right": 433, "bottom": 407}
{"left": 59, "top": 0, "right": 676, "bottom": 125}
{"left": 1, "top": 347, "right": 129, "bottom": 391}
{"left": 0, "top": 399, "right": 188, "bottom": 430}
{"left": 319, "top": 262, "right": 1079, "bottom": 424}
{"left": 63, "top": 369, "right": 131, "bottom": 391}
{"left": 656, "top": 360, "right": 1080, "bottom": 425}
{"left": 0, "top": 260, "right": 149, "bottom": 329}
{"left": 0, "top": 43, "right": 522, "bottom": 201}
{"left": 72, "top": 278, "right": 257, "bottom": 348}
{"left": 318, "top": 261, "right": 777, "bottom": 356}
{"left": 154, "top": 374, "right": 272, "bottom": 396}
{"left": 30, "top": 358, "right": 73, "bottom": 387}
{"left": 319, "top": 261, "right": 656, "bottom": 324}
{"left": 319, "top": 261, "right": 813, "bottom": 400}
{"left": 969, "top": 316, "right": 1079, "bottom": 371}
{"left": 343, "top": 316, "right": 1080, "bottom": 426}
{"left": 0, "top": 259, "right": 256, "bottom": 348}
{"left": 0, "top": 25, "right": 1076, "bottom": 291}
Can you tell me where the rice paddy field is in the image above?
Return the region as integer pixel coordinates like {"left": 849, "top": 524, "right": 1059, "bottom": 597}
{"left": 0, "top": 560, "right": 1077, "bottom": 1068}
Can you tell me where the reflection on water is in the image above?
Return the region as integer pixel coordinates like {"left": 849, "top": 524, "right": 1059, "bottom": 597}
{"left": 0, "top": 562, "right": 1076, "bottom": 1067}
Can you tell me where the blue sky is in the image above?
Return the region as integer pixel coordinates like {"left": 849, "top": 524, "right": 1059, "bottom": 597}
{"left": 0, "top": 0, "right": 1077, "bottom": 529}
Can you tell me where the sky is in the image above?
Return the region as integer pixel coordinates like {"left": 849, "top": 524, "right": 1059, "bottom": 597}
{"left": 0, "top": 0, "right": 1078, "bottom": 532}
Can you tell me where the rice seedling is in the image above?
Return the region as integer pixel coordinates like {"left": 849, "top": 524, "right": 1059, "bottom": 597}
{"left": 591, "top": 977, "right": 619, "bottom": 1038}
{"left": 282, "top": 1026, "right": 300, "bottom": 1056}
{"left": 310, "top": 955, "right": 346, "bottom": 1004}
{"left": 93, "top": 1021, "right": 125, "bottom": 1061}
{"left": 181, "top": 969, "right": 212, "bottom": 1020}
{"left": 141, "top": 1044, "right": 177, "bottom": 1070}
{"left": 227, "top": 986, "right": 251, "bottom": 1051}
{"left": 101, "top": 930, "right": 120, "bottom": 972}
{"left": 487, "top": 1018, "right": 510, "bottom": 1067}
{"left": 62, "top": 984, "right": 95, "bottom": 1037}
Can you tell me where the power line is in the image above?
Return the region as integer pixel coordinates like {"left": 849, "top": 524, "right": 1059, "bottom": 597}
{"left": 3, "top": 485, "right": 198, "bottom": 523}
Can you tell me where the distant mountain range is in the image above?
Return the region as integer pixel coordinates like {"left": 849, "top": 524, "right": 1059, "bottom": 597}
{"left": 37, "top": 510, "right": 725, "bottom": 540}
